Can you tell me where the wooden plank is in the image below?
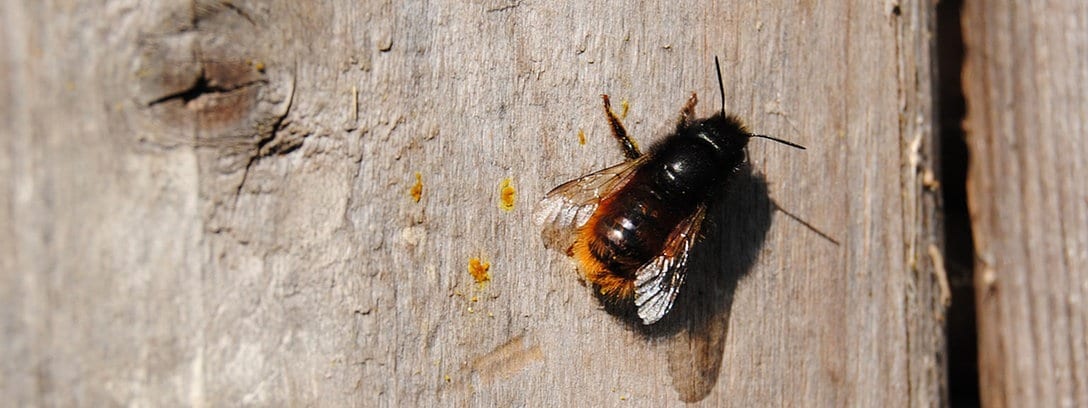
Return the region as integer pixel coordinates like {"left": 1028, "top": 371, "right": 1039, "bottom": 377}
{"left": 0, "top": 0, "right": 946, "bottom": 405}
{"left": 962, "top": 0, "right": 1088, "bottom": 406}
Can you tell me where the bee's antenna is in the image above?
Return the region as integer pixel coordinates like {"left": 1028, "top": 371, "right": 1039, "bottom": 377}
{"left": 751, "top": 134, "right": 806, "bottom": 150}
{"left": 716, "top": 56, "right": 805, "bottom": 151}
{"left": 714, "top": 56, "right": 727, "bottom": 115}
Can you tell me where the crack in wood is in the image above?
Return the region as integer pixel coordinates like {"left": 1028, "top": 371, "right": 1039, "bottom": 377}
{"left": 145, "top": 66, "right": 267, "bottom": 108}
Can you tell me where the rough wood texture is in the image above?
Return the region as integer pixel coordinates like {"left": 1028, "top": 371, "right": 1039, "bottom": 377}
{"left": 1, "top": 1, "right": 946, "bottom": 405}
{"left": 963, "top": 0, "right": 1088, "bottom": 407}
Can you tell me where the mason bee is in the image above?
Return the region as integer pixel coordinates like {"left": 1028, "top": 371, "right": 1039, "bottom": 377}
{"left": 533, "top": 57, "right": 804, "bottom": 325}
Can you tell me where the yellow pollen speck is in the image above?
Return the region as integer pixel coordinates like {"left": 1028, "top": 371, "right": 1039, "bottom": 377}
{"left": 410, "top": 172, "right": 423, "bottom": 202}
{"left": 498, "top": 178, "right": 516, "bottom": 211}
{"left": 468, "top": 257, "right": 490, "bottom": 285}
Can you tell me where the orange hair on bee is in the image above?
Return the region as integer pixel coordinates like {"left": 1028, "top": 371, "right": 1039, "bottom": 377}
{"left": 571, "top": 215, "right": 636, "bottom": 302}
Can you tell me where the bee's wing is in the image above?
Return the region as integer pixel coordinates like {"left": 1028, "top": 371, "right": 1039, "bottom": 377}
{"left": 532, "top": 158, "right": 645, "bottom": 251}
{"left": 634, "top": 204, "right": 707, "bottom": 325}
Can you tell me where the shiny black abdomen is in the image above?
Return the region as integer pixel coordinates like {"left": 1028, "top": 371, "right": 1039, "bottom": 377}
{"left": 590, "top": 122, "right": 747, "bottom": 275}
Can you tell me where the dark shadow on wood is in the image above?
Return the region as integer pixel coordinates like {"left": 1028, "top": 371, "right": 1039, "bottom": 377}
{"left": 600, "top": 164, "right": 773, "bottom": 402}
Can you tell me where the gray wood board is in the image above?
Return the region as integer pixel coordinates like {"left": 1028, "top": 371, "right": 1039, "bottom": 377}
{"left": 963, "top": 0, "right": 1088, "bottom": 406}
{"left": 0, "top": 1, "right": 945, "bottom": 405}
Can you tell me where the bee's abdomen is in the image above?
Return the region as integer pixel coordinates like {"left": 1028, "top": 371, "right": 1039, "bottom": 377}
{"left": 591, "top": 201, "right": 664, "bottom": 272}
{"left": 589, "top": 174, "right": 692, "bottom": 276}
{"left": 574, "top": 137, "right": 722, "bottom": 299}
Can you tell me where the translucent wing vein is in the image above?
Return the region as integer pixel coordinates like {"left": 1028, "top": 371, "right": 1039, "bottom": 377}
{"left": 634, "top": 204, "right": 707, "bottom": 324}
{"left": 532, "top": 158, "right": 644, "bottom": 251}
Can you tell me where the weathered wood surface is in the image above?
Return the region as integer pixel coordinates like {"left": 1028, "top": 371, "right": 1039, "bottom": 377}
{"left": 962, "top": 0, "right": 1088, "bottom": 407}
{"left": 1, "top": 1, "right": 946, "bottom": 405}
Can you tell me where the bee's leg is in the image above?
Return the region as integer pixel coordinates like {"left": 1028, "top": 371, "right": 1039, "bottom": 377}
{"left": 601, "top": 94, "right": 641, "bottom": 159}
{"left": 677, "top": 92, "right": 698, "bottom": 128}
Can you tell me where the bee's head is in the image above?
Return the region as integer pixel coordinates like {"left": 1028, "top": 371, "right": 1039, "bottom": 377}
{"left": 685, "top": 113, "right": 752, "bottom": 164}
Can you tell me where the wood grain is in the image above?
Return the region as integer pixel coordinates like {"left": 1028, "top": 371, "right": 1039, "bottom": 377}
{"left": 0, "top": 0, "right": 946, "bottom": 405}
{"left": 963, "top": 0, "right": 1088, "bottom": 406}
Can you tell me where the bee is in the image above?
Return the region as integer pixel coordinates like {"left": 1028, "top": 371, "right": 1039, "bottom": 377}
{"left": 533, "top": 57, "right": 805, "bottom": 325}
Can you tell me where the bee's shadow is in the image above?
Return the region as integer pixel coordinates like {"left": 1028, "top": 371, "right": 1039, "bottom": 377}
{"left": 604, "top": 163, "right": 774, "bottom": 401}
